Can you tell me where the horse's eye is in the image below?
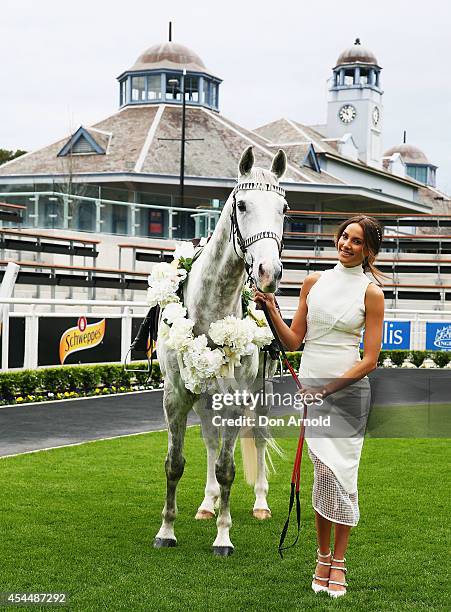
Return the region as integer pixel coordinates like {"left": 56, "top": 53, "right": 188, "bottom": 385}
{"left": 237, "top": 201, "right": 246, "bottom": 212}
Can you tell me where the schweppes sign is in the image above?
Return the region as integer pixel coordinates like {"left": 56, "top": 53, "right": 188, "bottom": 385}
{"left": 59, "top": 317, "right": 106, "bottom": 364}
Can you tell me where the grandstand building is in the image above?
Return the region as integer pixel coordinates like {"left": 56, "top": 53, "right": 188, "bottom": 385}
{"left": 0, "top": 36, "right": 450, "bottom": 322}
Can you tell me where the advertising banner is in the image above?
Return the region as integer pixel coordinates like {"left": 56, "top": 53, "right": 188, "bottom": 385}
{"left": 425, "top": 321, "right": 451, "bottom": 351}
{"left": 38, "top": 317, "right": 121, "bottom": 366}
{"left": 360, "top": 320, "right": 411, "bottom": 350}
{"left": 0, "top": 317, "right": 25, "bottom": 369}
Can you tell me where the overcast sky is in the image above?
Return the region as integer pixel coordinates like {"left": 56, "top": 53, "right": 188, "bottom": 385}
{"left": 1, "top": 0, "right": 450, "bottom": 192}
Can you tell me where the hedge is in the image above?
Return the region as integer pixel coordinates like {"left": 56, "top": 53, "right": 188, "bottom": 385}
{"left": 0, "top": 362, "right": 162, "bottom": 406}
{"left": 0, "top": 350, "right": 449, "bottom": 406}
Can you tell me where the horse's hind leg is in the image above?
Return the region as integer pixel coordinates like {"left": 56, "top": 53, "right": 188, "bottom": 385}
{"left": 154, "top": 385, "right": 192, "bottom": 548}
{"left": 212, "top": 418, "right": 240, "bottom": 556}
{"left": 194, "top": 397, "right": 220, "bottom": 520}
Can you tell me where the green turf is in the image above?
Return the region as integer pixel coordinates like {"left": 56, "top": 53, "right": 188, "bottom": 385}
{"left": 0, "top": 430, "right": 449, "bottom": 611}
{"left": 367, "top": 403, "right": 451, "bottom": 438}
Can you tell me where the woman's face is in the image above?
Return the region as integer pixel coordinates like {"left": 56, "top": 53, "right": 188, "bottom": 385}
{"left": 337, "top": 223, "right": 368, "bottom": 266}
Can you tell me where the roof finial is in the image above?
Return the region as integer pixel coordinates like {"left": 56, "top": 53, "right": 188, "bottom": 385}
{"left": 355, "top": 37, "right": 361, "bottom": 45}
{"left": 403, "top": 130, "right": 407, "bottom": 144}
{"left": 168, "top": 21, "right": 172, "bottom": 42}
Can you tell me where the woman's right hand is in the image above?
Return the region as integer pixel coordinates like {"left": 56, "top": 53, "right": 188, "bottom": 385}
{"left": 252, "top": 285, "right": 277, "bottom": 313}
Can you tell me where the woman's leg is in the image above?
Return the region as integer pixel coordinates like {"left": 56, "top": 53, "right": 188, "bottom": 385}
{"left": 329, "top": 523, "right": 351, "bottom": 593}
{"left": 313, "top": 511, "right": 332, "bottom": 586}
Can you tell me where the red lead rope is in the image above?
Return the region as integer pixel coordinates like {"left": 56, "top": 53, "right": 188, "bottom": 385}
{"left": 260, "top": 303, "right": 308, "bottom": 559}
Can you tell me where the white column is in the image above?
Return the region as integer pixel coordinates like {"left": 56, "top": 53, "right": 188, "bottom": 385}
{"left": 121, "top": 307, "right": 132, "bottom": 363}
{"left": 24, "top": 306, "right": 39, "bottom": 369}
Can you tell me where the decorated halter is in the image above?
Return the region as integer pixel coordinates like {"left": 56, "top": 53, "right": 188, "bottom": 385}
{"left": 229, "top": 181, "right": 287, "bottom": 266}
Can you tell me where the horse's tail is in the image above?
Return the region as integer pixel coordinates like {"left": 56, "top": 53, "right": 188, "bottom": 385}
{"left": 240, "top": 425, "right": 285, "bottom": 486}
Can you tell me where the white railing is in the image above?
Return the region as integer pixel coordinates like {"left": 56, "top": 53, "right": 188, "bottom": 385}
{"left": 1, "top": 297, "right": 450, "bottom": 371}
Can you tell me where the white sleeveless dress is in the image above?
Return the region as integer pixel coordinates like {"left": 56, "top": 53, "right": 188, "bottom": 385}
{"left": 298, "top": 259, "right": 373, "bottom": 526}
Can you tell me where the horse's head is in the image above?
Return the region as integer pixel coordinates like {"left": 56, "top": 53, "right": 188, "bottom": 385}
{"left": 231, "top": 145, "right": 288, "bottom": 293}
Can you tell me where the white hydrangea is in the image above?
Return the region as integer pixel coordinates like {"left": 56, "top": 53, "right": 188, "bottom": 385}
{"left": 182, "top": 335, "right": 225, "bottom": 393}
{"left": 166, "top": 317, "right": 195, "bottom": 352}
{"left": 174, "top": 241, "right": 196, "bottom": 261}
{"left": 149, "top": 262, "right": 180, "bottom": 282}
{"left": 252, "top": 324, "right": 274, "bottom": 348}
{"left": 147, "top": 279, "right": 180, "bottom": 308}
{"left": 209, "top": 315, "right": 254, "bottom": 352}
{"left": 162, "top": 302, "right": 187, "bottom": 325}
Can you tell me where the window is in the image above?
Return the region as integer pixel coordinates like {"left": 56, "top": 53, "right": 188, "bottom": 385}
{"left": 120, "top": 79, "right": 128, "bottom": 106}
{"left": 185, "top": 76, "right": 199, "bottom": 102}
{"left": 211, "top": 83, "right": 218, "bottom": 108}
{"left": 406, "top": 165, "right": 428, "bottom": 184}
{"left": 147, "top": 74, "right": 161, "bottom": 100}
{"left": 359, "top": 69, "right": 368, "bottom": 85}
{"left": 203, "top": 79, "right": 210, "bottom": 105}
{"left": 131, "top": 76, "right": 146, "bottom": 101}
{"left": 166, "top": 76, "right": 182, "bottom": 100}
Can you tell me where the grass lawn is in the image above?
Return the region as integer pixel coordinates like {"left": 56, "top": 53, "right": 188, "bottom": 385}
{"left": 0, "top": 429, "right": 449, "bottom": 611}
{"left": 367, "top": 403, "right": 451, "bottom": 438}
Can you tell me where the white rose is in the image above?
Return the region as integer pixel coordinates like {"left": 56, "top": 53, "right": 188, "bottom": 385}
{"left": 162, "top": 302, "right": 187, "bottom": 325}
{"left": 174, "top": 241, "right": 196, "bottom": 261}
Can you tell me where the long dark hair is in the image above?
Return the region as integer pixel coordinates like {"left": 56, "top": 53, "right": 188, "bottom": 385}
{"left": 334, "top": 215, "right": 387, "bottom": 285}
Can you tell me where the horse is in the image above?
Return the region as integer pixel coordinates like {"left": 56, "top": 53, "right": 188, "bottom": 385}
{"left": 154, "top": 145, "right": 288, "bottom": 556}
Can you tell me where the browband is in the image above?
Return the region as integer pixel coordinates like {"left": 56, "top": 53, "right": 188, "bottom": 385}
{"left": 232, "top": 182, "right": 286, "bottom": 198}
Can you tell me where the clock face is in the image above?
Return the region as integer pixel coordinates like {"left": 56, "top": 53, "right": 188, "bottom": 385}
{"left": 339, "top": 105, "right": 356, "bottom": 124}
{"left": 372, "top": 106, "right": 380, "bottom": 126}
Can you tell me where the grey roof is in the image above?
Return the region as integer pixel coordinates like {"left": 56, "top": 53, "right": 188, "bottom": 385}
{"left": 0, "top": 105, "right": 343, "bottom": 184}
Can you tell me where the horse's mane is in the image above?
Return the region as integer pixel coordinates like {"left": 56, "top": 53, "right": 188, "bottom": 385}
{"left": 238, "top": 166, "right": 279, "bottom": 186}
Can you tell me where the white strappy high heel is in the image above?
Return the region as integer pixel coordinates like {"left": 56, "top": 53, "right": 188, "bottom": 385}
{"left": 311, "top": 548, "right": 331, "bottom": 593}
{"left": 328, "top": 556, "right": 348, "bottom": 598}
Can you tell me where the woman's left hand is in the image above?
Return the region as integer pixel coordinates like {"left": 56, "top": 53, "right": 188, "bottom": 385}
{"left": 296, "top": 385, "right": 328, "bottom": 405}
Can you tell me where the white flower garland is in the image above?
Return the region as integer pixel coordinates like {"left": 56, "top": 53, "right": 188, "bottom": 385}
{"left": 147, "top": 240, "right": 274, "bottom": 394}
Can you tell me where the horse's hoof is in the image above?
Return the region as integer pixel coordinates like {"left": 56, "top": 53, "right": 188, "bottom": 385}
{"left": 213, "top": 546, "right": 234, "bottom": 557}
{"left": 153, "top": 537, "right": 177, "bottom": 548}
{"left": 252, "top": 509, "right": 272, "bottom": 520}
{"left": 195, "top": 509, "right": 215, "bottom": 520}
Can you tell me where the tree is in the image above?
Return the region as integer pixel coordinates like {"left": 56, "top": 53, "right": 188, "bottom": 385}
{"left": 0, "top": 148, "right": 27, "bottom": 165}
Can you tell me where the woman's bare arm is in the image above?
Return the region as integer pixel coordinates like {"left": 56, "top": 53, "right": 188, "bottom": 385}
{"left": 253, "top": 272, "right": 321, "bottom": 351}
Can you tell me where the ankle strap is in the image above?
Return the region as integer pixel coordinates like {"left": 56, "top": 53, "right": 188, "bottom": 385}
{"left": 317, "top": 548, "right": 331, "bottom": 558}
{"left": 332, "top": 556, "right": 346, "bottom": 563}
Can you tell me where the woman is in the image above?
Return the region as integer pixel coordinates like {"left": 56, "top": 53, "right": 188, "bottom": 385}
{"left": 253, "top": 215, "right": 385, "bottom": 598}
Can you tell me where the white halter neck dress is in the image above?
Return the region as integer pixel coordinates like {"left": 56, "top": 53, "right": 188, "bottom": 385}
{"left": 298, "top": 259, "right": 373, "bottom": 526}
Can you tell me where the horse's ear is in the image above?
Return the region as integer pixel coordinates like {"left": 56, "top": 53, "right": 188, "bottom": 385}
{"left": 271, "top": 149, "right": 287, "bottom": 179}
{"left": 238, "top": 146, "right": 254, "bottom": 177}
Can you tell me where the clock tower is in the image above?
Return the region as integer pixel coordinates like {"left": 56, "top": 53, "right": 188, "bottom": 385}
{"left": 326, "top": 39, "right": 383, "bottom": 168}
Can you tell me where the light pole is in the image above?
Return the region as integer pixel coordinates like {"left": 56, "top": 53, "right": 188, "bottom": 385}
{"left": 167, "top": 70, "right": 186, "bottom": 207}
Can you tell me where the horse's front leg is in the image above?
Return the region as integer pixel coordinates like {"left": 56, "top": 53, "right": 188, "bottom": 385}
{"left": 154, "top": 384, "right": 193, "bottom": 548}
{"left": 212, "top": 417, "right": 240, "bottom": 556}
{"left": 194, "top": 397, "right": 220, "bottom": 519}
{"left": 252, "top": 377, "right": 275, "bottom": 520}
